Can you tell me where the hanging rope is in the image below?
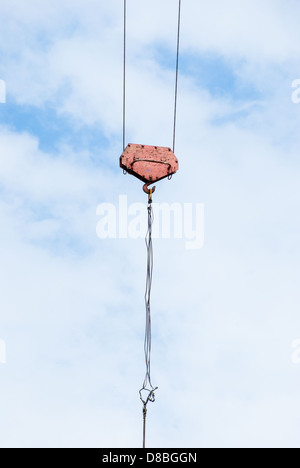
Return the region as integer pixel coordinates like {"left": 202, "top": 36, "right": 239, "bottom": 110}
{"left": 123, "top": 0, "right": 182, "bottom": 153}
{"left": 173, "top": 0, "right": 182, "bottom": 154}
{"left": 139, "top": 191, "right": 158, "bottom": 448}
{"left": 122, "top": 0, "right": 182, "bottom": 449}
{"left": 123, "top": 0, "right": 127, "bottom": 151}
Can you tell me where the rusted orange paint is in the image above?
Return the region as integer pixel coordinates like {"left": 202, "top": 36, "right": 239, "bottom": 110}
{"left": 120, "top": 144, "right": 179, "bottom": 186}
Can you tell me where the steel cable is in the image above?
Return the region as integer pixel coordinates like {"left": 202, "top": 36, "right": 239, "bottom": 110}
{"left": 139, "top": 201, "right": 158, "bottom": 448}
{"left": 123, "top": 0, "right": 182, "bottom": 154}
{"left": 122, "top": 0, "right": 182, "bottom": 448}
{"left": 173, "top": 0, "right": 182, "bottom": 154}
{"left": 123, "top": 0, "right": 126, "bottom": 151}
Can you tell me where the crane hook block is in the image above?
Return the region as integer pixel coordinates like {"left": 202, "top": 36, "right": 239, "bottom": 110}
{"left": 120, "top": 144, "right": 179, "bottom": 192}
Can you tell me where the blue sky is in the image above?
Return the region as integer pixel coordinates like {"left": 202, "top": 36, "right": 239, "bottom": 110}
{"left": 0, "top": 101, "right": 111, "bottom": 155}
{"left": 0, "top": 0, "right": 300, "bottom": 448}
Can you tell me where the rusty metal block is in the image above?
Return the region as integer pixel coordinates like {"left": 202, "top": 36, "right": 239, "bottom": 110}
{"left": 120, "top": 144, "right": 179, "bottom": 191}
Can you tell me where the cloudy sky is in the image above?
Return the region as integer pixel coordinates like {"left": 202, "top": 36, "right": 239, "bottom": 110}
{"left": 0, "top": 0, "right": 300, "bottom": 448}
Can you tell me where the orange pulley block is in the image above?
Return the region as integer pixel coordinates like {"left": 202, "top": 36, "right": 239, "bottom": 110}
{"left": 120, "top": 144, "right": 179, "bottom": 194}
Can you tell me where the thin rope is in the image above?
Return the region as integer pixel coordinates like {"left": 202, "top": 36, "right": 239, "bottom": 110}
{"left": 123, "top": 0, "right": 126, "bottom": 151}
{"left": 139, "top": 199, "right": 158, "bottom": 448}
{"left": 123, "top": 0, "right": 182, "bottom": 154}
{"left": 142, "top": 405, "right": 147, "bottom": 449}
{"left": 144, "top": 202, "right": 154, "bottom": 390}
{"left": 173, "top": 0, "right": 182, "bottom": 154}
{"left": 122, "top": 0, "right": 182, "bottom": 448}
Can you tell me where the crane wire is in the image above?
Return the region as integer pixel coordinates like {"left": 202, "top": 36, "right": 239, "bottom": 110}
{"left": 122, "top": 0, "right": 182, "bottom": 449}
{"left": 139, "top": 199, "right": 158, "bottom": 448}
{"left": 123, "top": 0, "right": 182, "bottom": 154}
{"left": 173, "top": 0, "right": 182, "bottom": 154}
{"left": 143, "top": 203, "right": 154, "bottom": 393}
{"left": 123, "top": 0, "right": 126, "bottom": 151}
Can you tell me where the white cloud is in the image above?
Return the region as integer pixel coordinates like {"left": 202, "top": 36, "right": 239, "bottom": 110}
{"left": 182, "top": 0, "right": 300, "bottom": 62}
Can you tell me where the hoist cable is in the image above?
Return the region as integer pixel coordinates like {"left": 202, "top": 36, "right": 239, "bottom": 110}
{"left": 139, "top": 199, "right": 158, "bottom": 448}
{"left": 123, "top": 0, "right": 126, "bottom": 151}
{"left": 122, "top": 0, "right": 182, "bottom": 449}
{"left": 123, "top": 0, "right": 182, "bottom": 153}
{"left": 173, "top": 0, "right": 182, "bottom": 154}
{"left": 143, "top": 202, "right": 154, "bottom": 391}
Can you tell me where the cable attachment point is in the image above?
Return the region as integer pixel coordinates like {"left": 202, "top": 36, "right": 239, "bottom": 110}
{"left": 142, "top": 403, "right": 147, "bottom": 449}
{"left": 143, "top": 182, "right": 156, "bottom": 197}
{"left": 140, "top": 386, "right": 158, "bottom": 449}
{"left": 139, "top": 386, "right": 158, "bottom": 407}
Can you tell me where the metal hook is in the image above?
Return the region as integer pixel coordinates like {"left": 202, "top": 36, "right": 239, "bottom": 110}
{"left": 143, "top": 182, "right": 156, "bottom": 195}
